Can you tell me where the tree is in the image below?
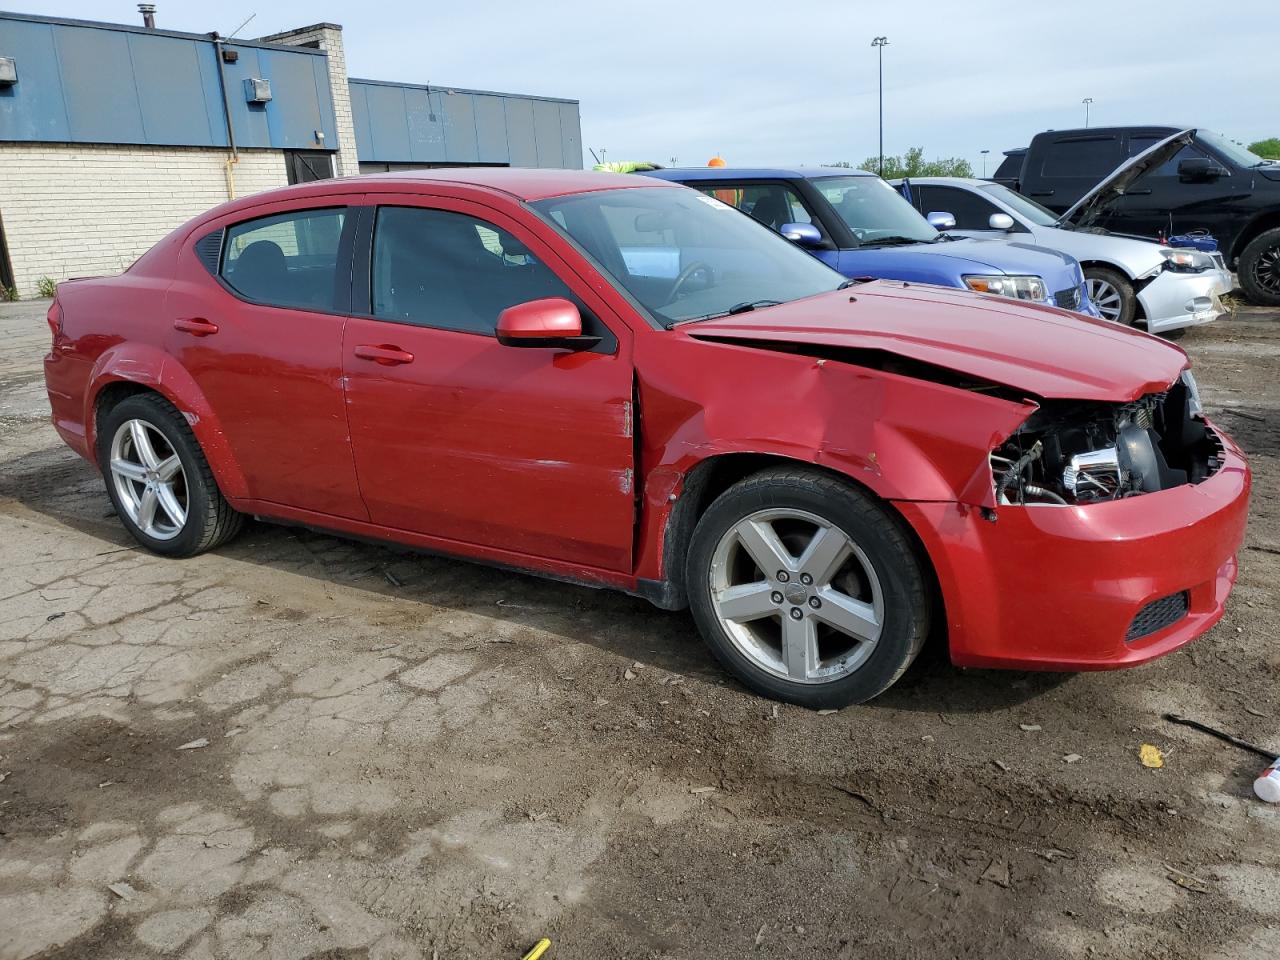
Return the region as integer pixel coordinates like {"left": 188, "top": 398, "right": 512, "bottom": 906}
{"left": 853, "top": 146, "right": 974, "bottom": 179}
{"left": 1249, "top": 138, "right": 1280, "bottom": 160}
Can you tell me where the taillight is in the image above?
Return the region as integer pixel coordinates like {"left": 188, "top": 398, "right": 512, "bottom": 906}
{"left": 47, "top": 300, "right": 62, "bottom": 338}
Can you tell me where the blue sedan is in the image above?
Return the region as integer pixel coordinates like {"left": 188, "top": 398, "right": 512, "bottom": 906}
{"left": 641, "top": 166, "right": 1099, "bottom": 317}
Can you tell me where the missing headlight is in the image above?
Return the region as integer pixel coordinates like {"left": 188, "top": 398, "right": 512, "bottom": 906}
{"left": 991, "top": 379, "right": 1222, "bottom": 506}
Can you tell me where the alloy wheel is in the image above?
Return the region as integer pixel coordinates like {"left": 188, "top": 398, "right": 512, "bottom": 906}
{"left": 1251, "top": 245, "right": 1280, "bottom": 296}
{"left": 109, "top": 419, "right": 189, "bottom": 540}
{"left": 708, "top": 508, "right": 884, "bottom": 684}
{"left": 1085, "top": 277, "right": 1123, "bottom": 321}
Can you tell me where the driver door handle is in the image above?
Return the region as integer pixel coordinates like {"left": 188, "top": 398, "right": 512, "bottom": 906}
{"left": 353, "top": 344, "right": 415, "bottom": 366}
{"left": 173, "top": 317, "right": 219, "bottom": 337}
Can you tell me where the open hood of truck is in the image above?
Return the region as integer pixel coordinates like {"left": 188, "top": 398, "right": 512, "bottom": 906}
{"left": 1058, "top": 130, "right": 1194, "bottom": 229}
{"left": 686, "top": 281, "right": 1187, "bottom": 403}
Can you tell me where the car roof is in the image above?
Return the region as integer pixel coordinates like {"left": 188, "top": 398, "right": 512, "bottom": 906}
{"left": 210, "top": 167, "right": 675, "bottom": 218}
{"left": 888, "top": 177, "right": 991, "bottom": 187}
{"left": 645, "top": 166, "right": 876, "bottom": 182}
{"left": 1030, "top": 125, "right": 1183, "bottom": 139}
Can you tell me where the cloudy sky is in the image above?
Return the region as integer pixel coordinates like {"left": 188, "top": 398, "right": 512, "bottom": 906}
{"left": 19, "top": 0, "right": 1277, "bottom": 170}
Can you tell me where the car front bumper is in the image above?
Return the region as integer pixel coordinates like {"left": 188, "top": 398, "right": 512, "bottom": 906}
{"left": 895, "top": 419, "right": 1250, "bottom": 671}
{"left": 1138, "top": 266, "right": 1233, "bottom": 335}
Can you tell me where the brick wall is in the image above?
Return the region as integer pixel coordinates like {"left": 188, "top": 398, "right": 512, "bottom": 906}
{"left": 259, "top": 23, "right": 360, "bottom": 178}
{"left": 0, "top": 144, "right": 287, "bottom": 298}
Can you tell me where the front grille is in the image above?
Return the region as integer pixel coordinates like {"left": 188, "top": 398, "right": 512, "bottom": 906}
{"left": 1126, "top": 591, "right": 1189, "bottom": 642}
{"left": 1054, "top": 286, "right": 1082, "bottom": 310}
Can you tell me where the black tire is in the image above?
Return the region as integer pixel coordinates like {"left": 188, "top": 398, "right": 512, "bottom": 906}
{"left": 1237, "top": 228, "right": 1280, "bottom": 307}
{"left": 685, "top": 467, "right": 931, "bottom": 708}
{"left": 1083, "top": 265, "right": 1137, "bottom": 325}
{"left": 96, "top": 393, "right": 243, "bottom": 557}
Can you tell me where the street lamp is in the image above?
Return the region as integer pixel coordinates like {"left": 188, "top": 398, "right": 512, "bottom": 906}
{"left": 1082, "top": 97, "right": 1093, "bottom": 128}
{"left": 981, "top": 149, "right": 990, "bottom": 178}
{"left": 871, "top": 36, "right": 889, "bottom": 177}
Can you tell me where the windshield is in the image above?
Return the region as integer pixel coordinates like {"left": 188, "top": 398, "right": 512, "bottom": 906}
{"left": 531, "top": 186, "right": 845, "bottom": 325}
{"left": 979, "top": 182, "right": 1058, "bottom": 226}
{"left": 1197, "top": 129, "right": 1268, "bottom": 168}
{"left": 812, "top": 176, "right": 937, "bottom": 244}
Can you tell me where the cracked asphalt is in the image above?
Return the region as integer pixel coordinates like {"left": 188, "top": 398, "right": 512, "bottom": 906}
{"left": 0, "top": 297, "right": 1277, "bottom": 960}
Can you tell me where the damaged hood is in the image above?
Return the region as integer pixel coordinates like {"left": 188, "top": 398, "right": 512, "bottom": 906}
{"left": 1059, "top": 130, "right": 1194, "bottom": 229}
{"left": 688, "top": 281, "right": 1187, "bottom": 402}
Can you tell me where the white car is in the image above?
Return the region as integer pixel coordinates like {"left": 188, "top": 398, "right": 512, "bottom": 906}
{"left": 892, "top": 170, "right": 1232, "bottom": 335}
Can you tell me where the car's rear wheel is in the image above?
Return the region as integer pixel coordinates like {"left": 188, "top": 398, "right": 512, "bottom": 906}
{"left": 97, "top": 393, "right": 243, "bottom": 557}
{"left": 1237, "top": 228, "right": 1280, "bottom": 307}
{"left": 1084, "top": 266, "right": 1136, "bottom": 325}
{"left": 686, "top": 468, "right": 930, "bottom": 707}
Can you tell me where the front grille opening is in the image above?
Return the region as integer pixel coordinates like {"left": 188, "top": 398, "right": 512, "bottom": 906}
{"left": 1126, "top": 591, "right": 1190, "bottom": 643}
{"left": 1054, "top": 286, "right": 1082, "bottom": 310}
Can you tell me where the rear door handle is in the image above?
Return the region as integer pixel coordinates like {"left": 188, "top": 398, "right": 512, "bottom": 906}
{"left": 1028, "top": 189, "right": 1055, "bottom": 197}
{"left": 353, "top": 344, "right": 415, "bottom": 366}
{"left": 173, "top": 317, "right": 219, "bottom": 337}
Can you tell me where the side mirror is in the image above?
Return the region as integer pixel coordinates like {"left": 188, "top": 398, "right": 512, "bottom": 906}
{"left": 988, "top": 213, "right": 1016, "bottom": 231}
{"left": 927, "top": 211, "right": 957, "bottom": 231}
{"left": 779, "top": 222, "right": 824, "bottom": 248}
{"left": 1177, "top": 157, "right": 1228, "bottom": 182}
{"left": 496, "top": 298, "right": 599, "bottom": 350}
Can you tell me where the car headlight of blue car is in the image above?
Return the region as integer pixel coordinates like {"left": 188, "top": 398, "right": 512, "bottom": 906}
{"left": 962, "top": 274, "right": 1048, "bottom": 301}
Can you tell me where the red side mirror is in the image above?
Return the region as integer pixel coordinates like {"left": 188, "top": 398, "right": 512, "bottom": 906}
{"left": 496, "top": 298, "right": 596, "bottom": 349}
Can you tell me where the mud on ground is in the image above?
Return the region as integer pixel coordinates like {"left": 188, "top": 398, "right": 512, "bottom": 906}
{"left": 0, "top": 299, "right": 1276, "bottom": 960}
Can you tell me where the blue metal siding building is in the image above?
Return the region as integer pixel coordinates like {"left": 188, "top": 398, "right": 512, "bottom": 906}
{"left": 0, "top": 13, "right": 339, "bottom": 151}
{"left": 349, "top": 79, "right": 581, "bottom": 170}
{"left": 0, "top": 11, "right": 582, "bottom": 166}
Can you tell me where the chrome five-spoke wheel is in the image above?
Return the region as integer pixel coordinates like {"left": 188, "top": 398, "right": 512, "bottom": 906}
{"left": 709, "top": 508, "right": 884, "bottom": 684}
{"left": 109, "top": 418, "right": 188, "bottom": 540}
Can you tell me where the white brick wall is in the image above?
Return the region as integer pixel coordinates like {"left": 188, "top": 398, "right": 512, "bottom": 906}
{"left": 0, "top": 143, "right": 287, "bottom": 298}
{"left": 259, "top": 24, "right": 360, "bottom": 178}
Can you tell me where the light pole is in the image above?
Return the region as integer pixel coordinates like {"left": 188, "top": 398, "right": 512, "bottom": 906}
{"left": 981, "top": 149, "right": 990, "bottom": 178}
{"left": 1082, "top": 97, "right": 1093, "bottom": 128}
{"left": 871, "top": 36, "right": 889, "bottom": 177}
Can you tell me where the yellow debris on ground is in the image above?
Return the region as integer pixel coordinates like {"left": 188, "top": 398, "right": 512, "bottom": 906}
{"left": 1140, "top": 744, "right": 1166, "bottom": 768}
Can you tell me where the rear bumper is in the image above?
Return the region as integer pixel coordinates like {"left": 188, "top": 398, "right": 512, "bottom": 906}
{"left": 1139, "top": 267, "right": 1233, "bottom": 335}
{"left": 896, "top": 421, "right": 1251, "bottom": 671}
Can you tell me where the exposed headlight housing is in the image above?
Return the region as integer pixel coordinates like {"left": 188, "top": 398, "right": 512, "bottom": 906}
{"left": 1160, "top": 247, "right": 1215, "bottom": 273}
{"left": 1180, "top": 369, "right": 1203, "bottom": 418}
{"left": 963, "top": 274, "right": 1047, "bottom": 302}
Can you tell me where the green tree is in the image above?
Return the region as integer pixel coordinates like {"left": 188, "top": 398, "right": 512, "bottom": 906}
{"left": 855, "top": 146, "right": 974, "bottom": 179}
{"left": 1248, "top": 138, "right": 1280, "bottom": 160}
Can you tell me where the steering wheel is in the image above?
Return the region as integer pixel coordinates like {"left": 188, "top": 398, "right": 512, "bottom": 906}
{"left": 664, "top": 261, "right": 713, "bottom": 306}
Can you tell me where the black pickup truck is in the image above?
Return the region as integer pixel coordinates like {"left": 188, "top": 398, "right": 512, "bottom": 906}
{"left": 994, "top": 126, "right": 1280, "bottom": 305}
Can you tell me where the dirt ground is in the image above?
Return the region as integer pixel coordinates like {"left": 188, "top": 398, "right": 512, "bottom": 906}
{"left": 0, "top": 296, "right": 1277, "bottom": 960}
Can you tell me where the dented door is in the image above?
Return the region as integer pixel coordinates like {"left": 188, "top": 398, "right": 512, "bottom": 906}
{"left": 341, "top": 196, "right": 636, "bottom": 573}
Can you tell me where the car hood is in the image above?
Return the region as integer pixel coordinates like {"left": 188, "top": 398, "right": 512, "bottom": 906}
{"left": 1059, "top": 130, "right": 1194, "bottom": 229}
{"left": 1029, "top": 225, "right": 1167, "bottom": 274}
{"left": 911, "top": 236, "right": 1079, "bottom": 275}
{"left": 688, "top": 281, "right": 1186, "bottom": 402}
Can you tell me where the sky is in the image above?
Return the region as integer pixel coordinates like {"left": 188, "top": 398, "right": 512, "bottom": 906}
{"left": 13, "top": 0, "right": 1277, "bottom": 171}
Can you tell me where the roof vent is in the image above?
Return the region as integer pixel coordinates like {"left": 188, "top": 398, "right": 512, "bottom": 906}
{"left": 138, "top": 4, "right": 156, "bottom": 29}
{"left": 0, "top": 57, "right": 16, "bottom": 86}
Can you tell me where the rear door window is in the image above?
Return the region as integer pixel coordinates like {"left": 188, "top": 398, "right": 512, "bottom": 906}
{"left": 221, "top": 208, "right": 347, "bottom": 311}
{"left": 1040, "top": 136, "right": 1124, "bottom": 178}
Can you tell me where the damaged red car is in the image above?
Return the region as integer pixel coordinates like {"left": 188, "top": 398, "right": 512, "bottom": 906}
{"left": 43, "top": 170, "right": 1251, "bottom": 706}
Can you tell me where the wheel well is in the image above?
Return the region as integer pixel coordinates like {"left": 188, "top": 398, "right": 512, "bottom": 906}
{"left": 646, "top": 453, "right": 941, "bottom": 622}
{"left": 1232, "top": 212, "right": 1280, "bottom": 262}
{"left": 1079, "top": 259, "right": 1147, "bottom": 321}
{"left": 93, "top": 382, "right": 161, "bottom": 448}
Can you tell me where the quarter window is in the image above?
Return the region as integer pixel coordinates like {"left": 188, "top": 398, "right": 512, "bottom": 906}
{"left": 371, "top": 207, "right": 574, "bottom": 334}
{"left": 221, "top": 208, "right": 347, "bottom": 311}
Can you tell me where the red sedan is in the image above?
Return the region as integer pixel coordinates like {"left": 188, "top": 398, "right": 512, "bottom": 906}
{"left": 42, "top": 169, "right": 1250, "bottom": 706}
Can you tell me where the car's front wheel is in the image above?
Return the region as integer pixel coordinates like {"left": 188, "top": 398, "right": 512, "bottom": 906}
{"left": 686, "top": 468, "right": 931, "bottom": 708}
{"left": 1084, "top": 266, "right": 1136, "bottom": 325}
{"left": 1238, "top": 228, "right": 1280, "bottom": 307}
{"left": 97, "top": 393, "right": 243, "bottom": 557}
